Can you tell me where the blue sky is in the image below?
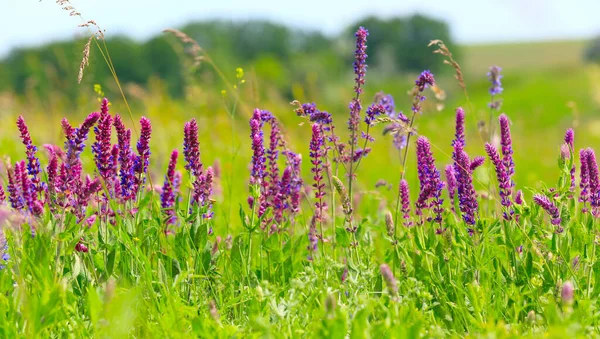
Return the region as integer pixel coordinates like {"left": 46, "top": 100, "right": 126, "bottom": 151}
{"left": 2, "top": 0, "right": 600, "bottom": 56}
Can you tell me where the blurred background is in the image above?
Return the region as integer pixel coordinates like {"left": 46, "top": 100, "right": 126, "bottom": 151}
{"left": 2, "top": 0, "right": 600, "bottom": 217}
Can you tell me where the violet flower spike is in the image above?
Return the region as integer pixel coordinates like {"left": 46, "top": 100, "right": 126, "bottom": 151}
{"left": 161, "top": 150, "right": 179, "bottom": 225}
{"left": 579, "top": 149, "right": 590, "bottom": 211}
{"left": 586, "top": 148, "right": 600, "bottom": 213}
{"left": 499, "top": 114, "right": 515, "bottom": 189}
{"left": 114, "top": 115, "right": 135, "bottom": 200}
{"left": 399, "top": 179, "right": 412, "bottom": 227}
{"left": 183, "top": 119, "right": 202, "bottom": 178}
{"left": 565, "top": 129, "right": 575, "bottom": 192}
{"left": 310, "top": 123, "right": 327, "bottom": 223}
{"left": 249, "top": 109, "right": 266, "bottom": 186}
{"left": 470, "top": 156, "right": 485, "bottom": 171}
{"left": 7, "top": 165, "right": 24, "bottom": 210}
{"left": 266, "top": 116, "right": 282, "bottom": 212}
{"left": 91, "top": 101, "right": 114, "bottom": 180}
{"left": 533, "top": 194, "right": 561, "bottom": 226}
{"left": 415, "top": 136, "right": 444, "bottom": 225}
{"left": 445, "top": 165, "right": 457, "bottom": 211}
{"left": 487, "top": 66, "right": 503, "bottom": 110}
{"left": 347, "top": 27, "right": 369, "bottom": 160}
{"left": 485, "top": 143, "right": 512, "bottom": 210}
{"left": 16, "top": 116, "right": 41, "bottom": 192}
{"left": 454, "top": 150, "right": 478, "bottom": 226}
{"left": 412, "top": 70, "right": 435, "bottom": 114}
{"left": 135, "top": 117, "right": 152, "bottom": 187}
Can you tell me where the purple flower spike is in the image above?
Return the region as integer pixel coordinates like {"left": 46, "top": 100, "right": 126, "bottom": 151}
{"left": 580, "top": 149, "right": 591, "bottom": 211}
{"left": 7, "top": 165, "right": 24, "bottom": 210}
{"left": 499, "top": 114, "right": 515, "bottom": 189}
{"left": 470, "top": 156, "right": 485, "bottom": 171}
{"left": 161, "top": 150, "right": 179, "bottom": 225}
{"left": 135, "top": 117, "right": 152, "bottom": 187}
{"left": 533, "top": 194, "right": 561, "bottom": 226}
{"left": 485, "top": 143, "right": 512, "bottom": 210}
{"left": 565, "top": 129, "right": 574, "bottom": 149}
{"left": 183, "top": 119, "right": 202, "bottom": 178}
{"left": 445, "top": 165, "right": 457, "bottom": 209}
{"left": 249, "top": 109, "right": 266, "bottom": 187}
{"left": 0, "top": 184, "right": 5, "bottom": 205}
{"left": 347, "top": 27, "right": 369, "bottom": 158}
{"left": 92, "top": 103, "right": 114, "bottom": 180}
{"left": 399, "top": 179, "right": 412, "bottom": 227}
{"left": 353, "top": 26, "right": 369, "bottom": 94}
{"left": 411, "top": 70, "right": 435, "bottom": 114}
{"left": 487, "top": 66, "right": 503, "bottom": 95}
{"left": 46, "top": 152, "right": 58, "bottom": 197}
{"left": 364, "top": 103, "right": 386, "bottom": 126}
{"left": 415, "top": 136, "right": 444, "bottom": 225}
{"left": 192, "top": 167, "right": 214, "bottom": 219}
{"left": 114, "top": 115, "right": 135, "bottom": 200}
{"left": 16, "top": 116, "right": 41, "bottom": 192}
{"left": 586, "top": 148, "right": 600, "bottom": 214}
{"left": 455, "top": 151, "right": 478, "bottom": 225}
{"left": 564, "top": 129, "right": 575, "bottom": 192}
{"left": 266, "top": 116, "right": 282, "bottom": 212}
{"left": 415, "top": 70, "right": 435, "bottom": 92}
{"left": 310, "top": 124, "right": 327, "bottom": 222}
{"left": 284, "top": 151, "right": 303, "bottom": 214}
{"left": 515, "top": 190, "right": 524, "bottom": 205}
{"left": 452, "top": 107, "right": 466, "bottom": 155}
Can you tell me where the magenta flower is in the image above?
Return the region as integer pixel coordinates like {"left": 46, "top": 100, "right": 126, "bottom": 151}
{"left": 273, "top": 167, "right": 291, "bottom": 224}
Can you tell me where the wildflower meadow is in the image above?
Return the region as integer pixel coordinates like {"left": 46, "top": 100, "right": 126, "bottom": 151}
{"left": 1, "top": 5, "right": 600, "bottom": 338}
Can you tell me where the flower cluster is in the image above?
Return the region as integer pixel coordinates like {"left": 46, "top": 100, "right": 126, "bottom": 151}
{"left": 310, "top": 124, "right": 327, "bottom": 223}
{"left": 415, "top": 137, "right": 444, "bottom": 226}
{"left": 161, "top": 150, "right": 180, "bottom": 225}
{"left": 488, "top": 65, "right": 503, "bottom": 109}
{"left": 533, "top": 194, "right": 561, "bottom": 228}
{"left": 452, "top": 109, "right": 478, "bottom": 226}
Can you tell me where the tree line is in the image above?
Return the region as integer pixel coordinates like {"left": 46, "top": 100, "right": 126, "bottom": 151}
{"left": 0, "top": 14, "right": 458, "bottom": 99}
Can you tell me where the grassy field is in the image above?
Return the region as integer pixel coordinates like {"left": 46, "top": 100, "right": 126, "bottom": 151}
{"left": 0, "top": 28, "right": 600, "bottom": 337}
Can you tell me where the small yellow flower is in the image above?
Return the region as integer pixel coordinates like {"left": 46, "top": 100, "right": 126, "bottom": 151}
{"left": 133, "top": 237, "right": 140, "bottom": 242}
{"left": 235, "top": 67, "right": 244, "bottom": 79}
{"left": 221, "top": 90, "right": 227, "bottom": 97}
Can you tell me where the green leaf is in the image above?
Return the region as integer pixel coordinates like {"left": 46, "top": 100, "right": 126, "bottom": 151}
{"left": 106, "top": 246, "right": 117, "bottom": 277}
{"left": 336, "top": 227, "right": 350, "bottom": 247}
